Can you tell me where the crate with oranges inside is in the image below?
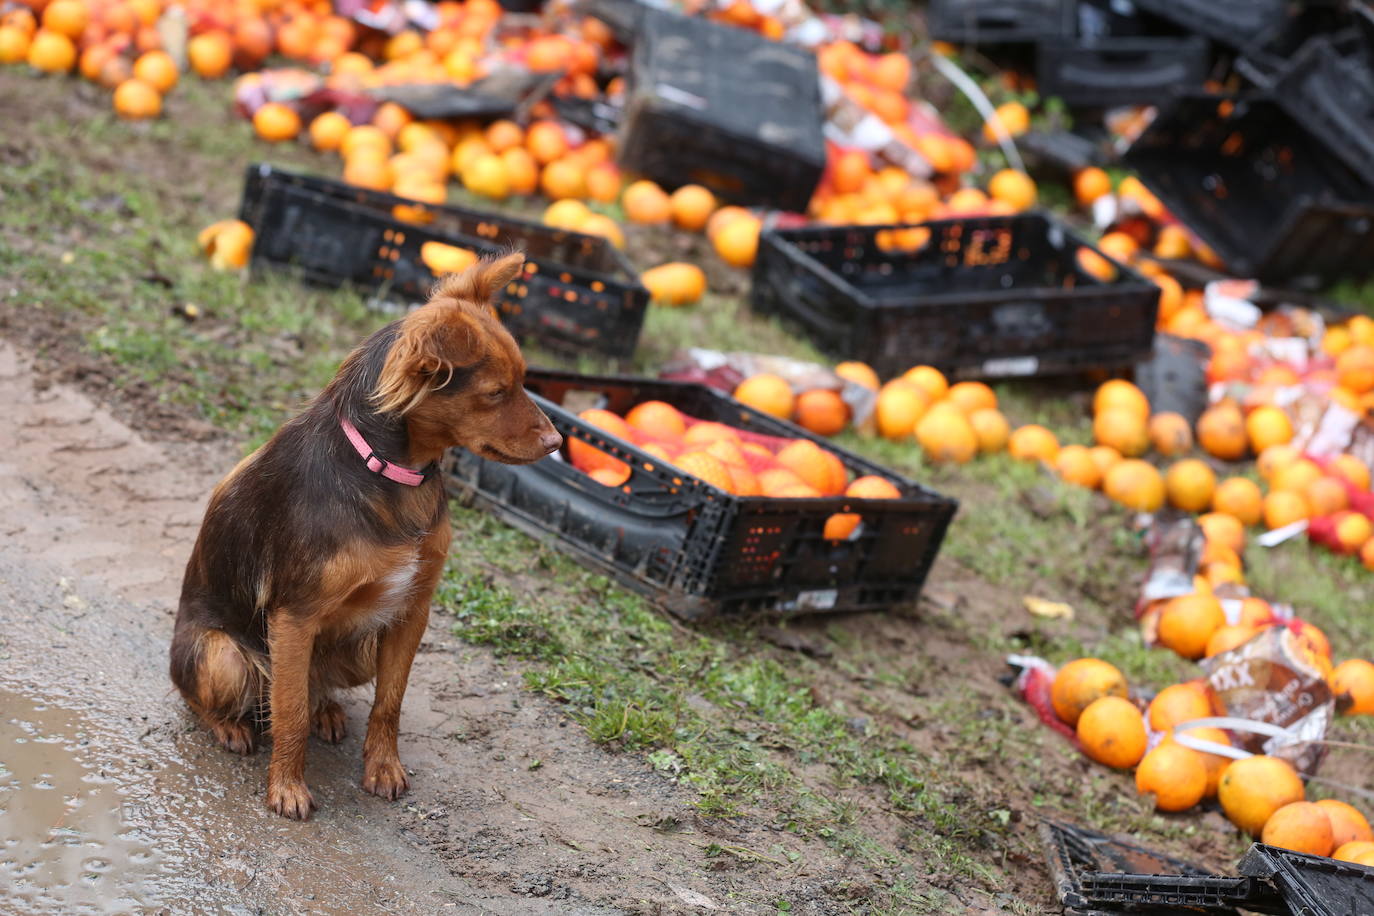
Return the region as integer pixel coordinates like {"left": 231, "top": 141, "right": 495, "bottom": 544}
{"left": 443, "top": 368, "right": 957, "bottom": 619}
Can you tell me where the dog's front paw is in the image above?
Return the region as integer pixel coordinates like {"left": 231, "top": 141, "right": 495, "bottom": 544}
{"left": 362, "top": 757, "right": 409, "bottom": 800}
{"left": 266, "top": 778, "right": 317, "bottom": 820}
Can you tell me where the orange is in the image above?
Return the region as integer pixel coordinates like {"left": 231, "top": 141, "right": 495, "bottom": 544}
{"left": 1167, "top": 725, "right": 1232, "bottom": 797}
{"left": 1154, "top": 224, "right": 1192, "bottom": 260}
{"left": 1245, "top": 405, "right": 1293, "bottom": 453}
{"left": 706, "top": 205, "right": 752, "bottom": 240}
{"left": 1088, "top": 445, "right": 1123, "bottom": 477}
{"left": 253, "top": 102, "right": 301, "bottom": 143}
{"left": 1148, "top": 412, "right": 1193, "bottom": 456}
{"left": 525, "top": 119, "right": 568, "bottom": 164}
{"left": 342, "top": 154, "right": 393, "bottom": 191}
{"left": 1211, "top": 477, "right": 1262, "bottom": 526}
{"left": 902, "top": 365, "right": 948, "bottom": 400}
{"left": 132, "top": 49, "right": 176, "bottom": 92}
{"left": 484, "top": 119, "right": 523, "bottom": 153}
{"left": 669, "top": 184, "right": 716, "bottom": 232}
{"left": 40, "top": 0, "right": 86, "bottom": 39}
{"left": 1097, "top": 232, "right": 1138, "bottom": 265}
{"left": 1238, "top": 597, "right": 1275, "bottom": 629}
{"left": 1050, "top": 658, "right": 1128, "bottom": 727}
{"left": 683, "top": 422, "right": 741, "bottom": 447}
{"left": 1054, "top": 444, "right": 1102, "bottom": 489}
{"left": 1332, "top": 511, "right": 1373, "bottom": 553}
{"left": 969, "top": 408, "right": 1010, "bottom": 454}
{"left": 371, "top": 102, "right": 412, "bottom": 139}
{"left": 1157, "top": 594, "right": 1225, "bottom": 659}
{"left": 830, "top": 148, "right": 871, "bottom": 194}
{"left": 1330, "top": 454, "right": 1371, "bottom": 491}
{"left": 1197, "top": 403, "right": 1248, "bottom": 460}
{"left": 419, "top": 241, "right": 477, "bottom": 276}
{"left": 1316, "top": 800, "right": 1373, "bottom": 847}
{"left": 775, "top": 440, "right": 845, "bottom": 495}
{"left": 1263, "top": 490, "right": 1310, "bottom": 530}
{"left": 1199, "top": 512, "right": 1246, "bottom": 553}
{"left": 794, "top": 389, "right": 849, "bottom": 437}
{"left": 112, "top": 77, "right": 161, "bottom": 119}
{"left": 588, "top": 465, "right": 630, "bottom": 487}
{"left": 1154, "top": 274, "right": 1185, "bottom": 323}
{"left": 944, "top": 187, "right": 989, "bottom": 214}
{"left": 914, "top": 407, "right": 977, "bottom": 464}
{"left": 1272, "top": 458, "right": 1322, "bottom": 495}
{"left": 834, "top": 361, "right": 879, "bottom": 392}
{"left": 582, "top": 162, "right": 621, "bottom": 203}
{"left": 945, "top": 381, "right": 996, "bottom": 414}
{"left": 726, "top": 463, "right": 760, "bottom": 497}
{"left": 982, "top": 100, "right": 1029, "bottom": 142}
{"left": 987, "top": 169, "right": 1036, "bottom": 211}
{"left": 1164, "top": 459, "right": 1216, "bottom": 512}
{"left": 622, "top": 179, "right": 672, "bottom": 225}
{"left": 1095, "top": 407, "right": 1149, "bottom": 457}
{"left": 1147, "top": 682, "right": 1213, "bottom": 733}
{"left": 1093, "top": 379, "right": 1149, "bottom": 420}
{"left": 675, "top": 451, "right": 734, "bottom": 493}
{"left": 1291, "top": 620, "right": 1332, "bottom": 661}
{"left": 1363, "top": 537, "right": 1374, "bottom": 571}
{"left": 1337, "top": 345, "right": 1374, "bottom": 394}
{"left": 1076, "top": 696, "right": 1147, "bottom": 769}
{"left": 1218, "top": 755, "right": 1305, "bottom": 835}
{"left": 1336, "top": 841, "right": 1374, "bottom": 864}
{"left": 625, "top": 401, "right": 686, "bottom": 441}
{"left": 875, "top": 380, "right": 928, "bottom": 439}
{"left": 198, "top": 219, "right": 253, "bottom": 270}
{"left": 538, "top": 158, "right": 584, "bottom": 200}
{"left": 1262, "top": 801, "right": 1334, "bottom": 856}
{"left": 342, "top": 124, "right": 391, "bottom": 160}
{"left": 1306, "top": 476, "right": 1350, "bottom": 517}
{"left": 1206, "top": 624, "right": 1259, "bottom": 658}
{"left": 757, "top": 467, "right": 805, "bottom": 496}
{"left": 26, "top": 29, "right": 75, "bottom": 72}
{"left": 568, "top": 409, "right": 631, "bottom": 477}
{"left": 1008, "top": 424, "right": 1059, "bottom": 463}
{"left": 640, "top": 262, "right": 706, "bottom": 306}
{"left": 734, "top": 373, "right": 794, "bottom": 420}
{"left": 187, "top": 30, "right": 232, "bottom": 79}
{"left": 1073, "top": 167, "right": 1111, "bottom": 206}
{"left": 1135, "top": 742, "right": 1207, "bottom": 812}
{"left": 0, "top": 25, "right": 30, "bottom": 64}
{"left": 309, "top": 111, "right": 351, "bottom": 151}
{"left": 846, "top": 475, "right": 901, "bottom": 500}
{"left": 1103, "top": 459, "right": 1165, "bottom": 512}
{"left": 498, "top": 147, "right": 538, "bottom": 195}
{"left": 542, "top": 199, "right": 590, "bottom": 231}
{"left": 1332, "top": 659, "right": 1374, "bottom": 715}
{"left": 1257, "top": 444, "right": 1301, "bottom": 481}
{"left": 713, "top": 215, "right": 761, "bottom": 268}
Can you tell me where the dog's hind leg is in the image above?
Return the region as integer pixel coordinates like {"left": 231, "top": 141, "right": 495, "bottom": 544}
{"left": 170, "top": 620, "right": 263, "bottom": 755}
{"left": 311, "top": 694, "right": 347, "bottom": 744}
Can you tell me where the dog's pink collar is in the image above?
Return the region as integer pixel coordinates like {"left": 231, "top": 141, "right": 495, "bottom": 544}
{"left": 340, "top": 416, "right": 427, "bottom": 486}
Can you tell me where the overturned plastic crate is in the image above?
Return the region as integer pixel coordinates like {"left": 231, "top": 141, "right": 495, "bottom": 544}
{"left": 1036, "top": 35, "right": 1209, "bottom": 108}
{"left": 443, "top": 369, "right": 957, "bottom": 620}
{"left": 1131, "top": 0, "right": 1288, "bottom": 50}
{"left": 1271, "top": 35, "right": 1374, "bottom": 182}
{"left": 238, "top": 165, "right": 648, "bottom": 358}
{"left": 1123, "top": 93, "right": 1374, "bottom": 285}
{"left": 927, "top": 0, "right": 1070, "bottom": 44}
{"left": 749, "top": 214, "right": 1159, "bottom": 380}
{"left": 616, "top": 10, "right": 826, "bottom": 212}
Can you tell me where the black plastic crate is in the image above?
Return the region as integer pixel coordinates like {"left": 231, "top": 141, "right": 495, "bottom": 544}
{"left": 1123, "top": 93, "right": 1374, "bottom": 285}
{"left": 1271, "top": 35, "right": 1374, "bottom": 181}
{"left": 1036, "top": 34, "right": 1210, "bottom": 108}
{"left": 1238, "top": 844, "right": 1374, "bottom": 916}
{"left": 1131, "top": 0, "right": 1288, "bottom": 50}
{"left": 616, "top": 10, "right": 826, "bottom": 211}
{"left": 442, "top": 368, "right": 957, "bottom": 619}
{"left": 238, "top": 165, "right": 648, "bottom": 357}
{"left": 927, "top": 0, "right": 1070, "bottom": 44}
{"left": 749, "top": 214, "right": 1160, "bottom": 380}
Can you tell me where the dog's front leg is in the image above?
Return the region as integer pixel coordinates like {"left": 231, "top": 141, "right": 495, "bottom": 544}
{"left": 361, "top": 583, "right": 434, "bottom": 800}
{"left": 266, "top": 611, "right": 318, "bottom": 819}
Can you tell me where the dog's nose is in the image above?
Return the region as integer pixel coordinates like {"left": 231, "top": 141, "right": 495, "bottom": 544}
{"left": 539, "top": 430, "right": 563, "bottom": 454}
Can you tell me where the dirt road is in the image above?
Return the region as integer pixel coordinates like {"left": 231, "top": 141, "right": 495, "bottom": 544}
{"left": 0, "top": 341, "right": 837, "bottom": 915}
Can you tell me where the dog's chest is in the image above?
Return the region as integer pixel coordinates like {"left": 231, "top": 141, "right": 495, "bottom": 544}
{"left": 347, "top": 549, "right": 420, "bottom": 634}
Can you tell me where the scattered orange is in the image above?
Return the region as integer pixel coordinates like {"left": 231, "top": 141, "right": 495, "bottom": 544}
{"left": 1210, "top": 477, "right": 1262, "bottom": 526}
{"left": 1196, "top": 403, "right": 1248, "bottom": 461}
{"left": 1246, "top": 405, "right": 1293, "bottom": 453}
{"left": 1206, "top": 624, "right": 1259, "bottom": 658}
{"left": 1167, "top": 725, "right": 1233, "bottom": 797}
{"left": 1097, "top": 231, "right": 1139, "bottom": 264}
{"left": 1093, "top": 379, "right": 1150, "bottom": 419}
{"left": 484, "top": 119, "right": 523, "bottom": 153}
{"left": 1272, "top": 458, "right": 1323, "bottom": 495}
{"left": 1135, "top": 742, "right": 1207, "bottom": 812}
{"left": 1157, "top": 594, "right": 1225, "bottom": 659}
{"left": 1199, "top": 512, "right": 1246, "bottom": 552}
{"left": 253, "top": 102, "right": 300, "bottom": 143}
{"left": 538, "top": 158, "right": 584, "bottom": 200}
{"left": 1050, "top": 658, "right": 1128, "bottom": 727}
{"left": 26, "top": 29, "right": 76, "bottom": 72}
{"left": 968, "top": 408, "right": 1010, "bottom": 453}
{"left": 1094, "top": 407, "right": 1149, "bottom": 457}
{"left": 875, "top": 380, "right": 928, "bottom": 440}
{"left": 1148, "top": 412, "right": 1193, "bottom": 456}
{"left": 1336, "top": 841, "right": 1374, "bottom": 864}
{"left": 1073, "top": 167, "right": 1111, "bottom": 206}
{"left": 132, "top": 49, "right": 176, "bottom": 93}
{"left": 1162, "top": 459, "right": 1216, "bottom": 512}
{"left": 982, "top": 100, "right": 1029, "bottom": 142}
{"left": 309, "top": 111, "right": 351, "bottom": 152}
{"left": 1331, "top": 454, "right": 1371, "bottom": 491}
{"left": 1333, "top": 510, "right": 1373, "bottom": 553}
{"left": 794, "top": 389, "right": 849, "bottom": 437}
{"left": 1054, "top": 444, "right": 1101, "bottom": 489}
{"left": 1077, "top": 696, "right": 1147, "bottom": 769}
{"left": 945, "top": 381, "right": 997, "bottom": 414}
{"left": 1008, "top": 424, "right": 1059, "bottom": 463}
{"left": 0, "top": 25, "right": 29, "bottom": 64}
{"left": 1316, "top": 799, "right": 1373, "bottom": 848}
{"left": 713, "top": 214, "right": 761, "bottom": 268}
{"left": 1218, "top": 755, "right": 1305, "bottom": 836}
{"left": 1332, "top": 659, "right": 1374, "bottom": 715}
{"left": 1306, "top": 476, "right": 1350, "bottom": 517}
{"left": 734, "top": 373, "right": 794, "bottom": 420}
{"left": 40, "top": 0, "right": 86, "bottom": 39}
{"left": 902, "top": 365, "right": 949, "bottom": 400}
{"left": 187, "top": 30, "right": 233, "bottom": 79}
{"left": 915, "top": 407, "right": 977, "bottom": 463}
{"left": 1337, "top": 345, "right": 1374, "bottom": 394}
{"left": 669, "top": 184, "right": 716, "bottom": 231}
{"left": 987, "top": 169, "right": 1036, "bottom": 211}
{"left": 834, "top": 361, "right": 879, "bottom": 391}
{"left": 112, "top": 77, "right": 161, "bottom": 119}
{"left": 622, "top": 179, "right": 672, "bottom": 224}
{"left": 1103, "top": 459, "right": 1165, "bottom": 512}
{"left": 640, "top": 262, "right": 705, "bottom": 307}
{"left": 1257, "top": 444, "right": 1301, "bottom": 482}
{"left": 1262, "top": 801, "right": 1334, "bottom": 856}
{"left": 525, "top": 119, "right": 568, "bottom": 164}
{"left": 1147, "top": 682, "right": 1213, "bottom": 733}
{"left": 1263, "top": 490, "right": 1310, "bottom": 530}
{"left": 1088, "top": 445, "right": 1123, "bottom": 477}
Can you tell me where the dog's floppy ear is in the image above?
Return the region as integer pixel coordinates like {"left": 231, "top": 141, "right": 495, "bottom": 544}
{"left": 431, "top": 250, "right": 525, "bottom": 307}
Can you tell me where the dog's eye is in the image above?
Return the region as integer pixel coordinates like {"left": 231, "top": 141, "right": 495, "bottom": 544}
{"left": 486, "top": 389, "right": 506, "bottom": 401}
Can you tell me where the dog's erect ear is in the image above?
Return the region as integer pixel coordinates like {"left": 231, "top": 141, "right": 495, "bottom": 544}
{"left": 430, "top": 251, "right": 525, "bottom": 306}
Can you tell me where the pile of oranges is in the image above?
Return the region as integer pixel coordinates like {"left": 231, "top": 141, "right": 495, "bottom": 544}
{"left": 565, "top": 398, "right": 907, "bottom": 540}
{"left": 1048, "top": 657, "right": 1374, "bottom": 862}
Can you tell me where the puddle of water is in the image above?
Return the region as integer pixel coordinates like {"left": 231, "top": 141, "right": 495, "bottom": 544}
{"left": 0, "top": 688, "right": 167, "bottom": 915}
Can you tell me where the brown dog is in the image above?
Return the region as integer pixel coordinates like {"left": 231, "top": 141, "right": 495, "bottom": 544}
{"left": 170, "top": 252, "right": 560, "bottom": 819}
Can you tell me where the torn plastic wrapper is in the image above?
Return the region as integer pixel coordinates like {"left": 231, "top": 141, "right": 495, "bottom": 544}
{"left": 1005, "top": 655, "right": 1081, "bottom": 748}
{"left": 659, "top": 348, "right": 877, "bottom": 430}
{"left": 1200, "top": 626, "right": 1333, "bottom": 776}
{"left": 1134, "top": 513, "right": 1203, "bottom": 621}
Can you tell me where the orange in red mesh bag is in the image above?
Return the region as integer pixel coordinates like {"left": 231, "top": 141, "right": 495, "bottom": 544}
{"left": 1201, "top": 625, "right": 1335, "bottom": 775}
